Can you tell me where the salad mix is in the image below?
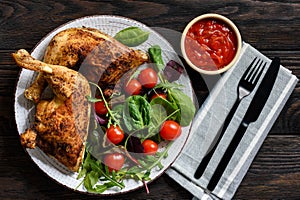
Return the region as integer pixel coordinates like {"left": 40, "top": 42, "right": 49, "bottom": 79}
{"left": 76, "top": 27, "right": 196, "bottom": 193}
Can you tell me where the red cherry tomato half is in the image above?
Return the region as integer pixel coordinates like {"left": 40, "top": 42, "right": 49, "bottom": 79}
{"left": 142, "top": 139, "right": 158, "bottom": 155}
{"left": 106, "top": 125, "right": 124, "bottom": 145}
{"left": 138, "top": 68, "right": 158, "bottom": 88}
{"left": 160, "top": 120, "right": 182, "bottom": 141}
{"left": 95, "top": 100, "right": 108, "bottom": 115}
{"left": 125, "top": 79, "right": 142, "bottom": 95}
{"left": 103, "top": 153, "right": 125, "bottom": 172}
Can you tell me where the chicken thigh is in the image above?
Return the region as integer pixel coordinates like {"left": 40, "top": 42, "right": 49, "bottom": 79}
{"left": 25, "top": 27, "right": 148, "bottom": 102}
{"left": 13, "top": 49, "right": 91, "bottom": 172}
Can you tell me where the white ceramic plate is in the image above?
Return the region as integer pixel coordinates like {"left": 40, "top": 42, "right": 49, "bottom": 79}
{"left": 14, "top": 15, "right": 196, "bottom": 195}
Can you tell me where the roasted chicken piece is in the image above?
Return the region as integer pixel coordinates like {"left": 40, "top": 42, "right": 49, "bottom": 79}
{"left": 25, "top": 27, "right": 148, "bottom": 102}
{"left": 13, "top": 49, "right": 91, "bottom": 172}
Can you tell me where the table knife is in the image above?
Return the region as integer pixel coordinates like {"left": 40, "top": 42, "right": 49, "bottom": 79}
{"left": 207, "top": 57, "right": 280, "bottom": 191}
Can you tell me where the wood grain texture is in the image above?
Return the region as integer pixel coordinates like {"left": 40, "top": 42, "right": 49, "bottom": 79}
{"left": 1, "top": 0, "right": 299, "bottom": 49}
{"left": 236, "top": 135, "right": 300, "bottom": 199}
{"left": 0, "top": 0, "right": 299, "bottom": 199}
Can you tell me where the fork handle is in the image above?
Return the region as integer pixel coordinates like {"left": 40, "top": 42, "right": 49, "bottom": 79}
{"left": 194, "top": 98, "right": 240, "bottom": 178}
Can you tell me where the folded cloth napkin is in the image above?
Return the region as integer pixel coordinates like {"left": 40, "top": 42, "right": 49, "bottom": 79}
{"left": 166, "top": 42, "right": 298, "bottom": 200}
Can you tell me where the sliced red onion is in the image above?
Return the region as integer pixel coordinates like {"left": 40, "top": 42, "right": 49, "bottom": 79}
{"left": 95, "top": 113, "right": 108, "bottom": 125}
{"left": 163, "top": 60, "right": 184, "bottom": 82}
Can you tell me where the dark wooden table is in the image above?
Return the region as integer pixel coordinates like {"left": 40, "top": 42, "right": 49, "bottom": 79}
{"left": 1, "top": 1, "right": 299, "bottom": 199}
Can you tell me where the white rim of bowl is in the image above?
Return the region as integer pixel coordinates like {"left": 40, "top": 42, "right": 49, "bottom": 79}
{"left": 181, "top": 13, "right": 242, "bottom": 75}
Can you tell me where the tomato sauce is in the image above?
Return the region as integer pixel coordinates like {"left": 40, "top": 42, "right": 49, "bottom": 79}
{"left": 185, "top": 19, "right": 237, "bottom": 71}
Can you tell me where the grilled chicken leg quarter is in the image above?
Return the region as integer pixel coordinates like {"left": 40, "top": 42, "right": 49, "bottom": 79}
{"left": 25, "top": 27, "right": 148, "bottom": 102}
{"left": 13, "top": 49, "right": 91, "bottom": 172}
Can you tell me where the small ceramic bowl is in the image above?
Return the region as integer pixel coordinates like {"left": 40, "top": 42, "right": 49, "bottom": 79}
{"left": 181, "top": 13, "right": 242, "bottom": 75}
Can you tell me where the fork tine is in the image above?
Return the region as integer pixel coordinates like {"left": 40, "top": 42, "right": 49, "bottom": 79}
{"left": 248, "top": 59, "right": 263, "bottom": 83}
{"left": 252, "top": 61, "right": 266, "bottom": 85}
{"left": 243, "top": 57, "right": 257, "bottom": 80}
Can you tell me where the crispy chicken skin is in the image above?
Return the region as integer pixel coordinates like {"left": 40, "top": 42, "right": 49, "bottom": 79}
{"left": 13, "top": 49, "right": 91, "bottom": 172}
{"left": 25, "top": 27, "right": 148, "bottom": 102}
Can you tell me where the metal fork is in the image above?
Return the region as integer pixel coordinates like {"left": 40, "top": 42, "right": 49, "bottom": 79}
{"left": 194, "top": 57, "right": 266, "bottom": 179}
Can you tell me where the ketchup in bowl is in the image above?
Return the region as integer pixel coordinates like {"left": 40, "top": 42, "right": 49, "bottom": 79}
{"left": 182, "top": 14, "right": 242, "bottom": 74}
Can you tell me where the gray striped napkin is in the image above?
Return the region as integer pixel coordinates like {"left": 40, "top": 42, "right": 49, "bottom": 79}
{"left": 166, "top": 43, "right": 298, "bottom": 200}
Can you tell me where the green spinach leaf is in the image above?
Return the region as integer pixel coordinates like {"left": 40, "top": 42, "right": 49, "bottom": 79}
{"left": 168, "top": 88, "right": 196, "bottom": 126}
{"left": 123, "top": 95, "right": 151, "bottom": 131}
{"left": 150, "top": 97, "right": 179, "bottom": 126}
{"left": 114, "top": 27, "right": 149, "bottom": 47}
{"left": 148, "top": 45, "right": 165, "bottom": 71}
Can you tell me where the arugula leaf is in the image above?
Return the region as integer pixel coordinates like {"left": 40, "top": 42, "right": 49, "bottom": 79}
{"left": 88, "top": 82, "right": 121, "bottom": 127}
{"left": 126, "top": 165, "right": 150, "bottom": 181}
{"left": 139, "top": 141, "right": 172, "bottom": 171}
{"left": 84, "top": 171, "right": 100, "bottom": 190}
{"left": 77, "top": 152, "right": 125, "bottom": 193}
{"left": 94, "top": 184, "right": 109, "bottom": 193}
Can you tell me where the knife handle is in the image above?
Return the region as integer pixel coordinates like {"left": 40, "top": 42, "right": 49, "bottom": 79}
{"left": 194, "top": 98, "right": 240, "bottom": 178}
{"left": 207, "top": 122, "right": 248, "bottom": 191}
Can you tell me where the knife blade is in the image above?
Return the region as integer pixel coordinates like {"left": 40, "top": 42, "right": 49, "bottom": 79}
{"left": 207, "top": 57, "right": 280, "bottom": 192}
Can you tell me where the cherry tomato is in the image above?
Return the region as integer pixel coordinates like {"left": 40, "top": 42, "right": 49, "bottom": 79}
{"left": 106, "top": 125, "right": 124, "bottom": 145}
{"left": 138, "top": 68, "right": 158, "bottom": 88}
{"left": 160, "top": 120, "right": 182, "bottom": 140}
{"left": 103, "top": 153, "right": 125, "bottom": 172}
{"left": 142, "top": 139, "right": 158, "bottom": 155}
{"left": 125, "top": 79, "right": 142, "bottom": 95}
{"left": 95, "top": 100, "right": 108, "bottom": 115}
{"left": 150, "top": 93, "right": 167, "bottom": 101}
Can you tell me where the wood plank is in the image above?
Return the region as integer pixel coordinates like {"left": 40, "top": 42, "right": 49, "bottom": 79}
{"left": 235, "top": 135, "right": 300, "bottom": 199}
{"left": 0, "top": 0, "right": 299, "bottom": 50}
